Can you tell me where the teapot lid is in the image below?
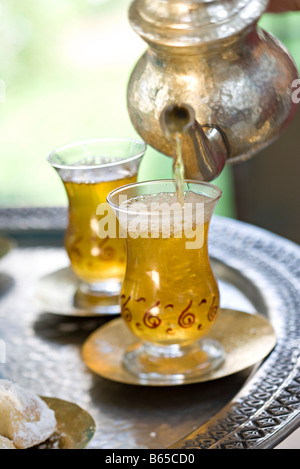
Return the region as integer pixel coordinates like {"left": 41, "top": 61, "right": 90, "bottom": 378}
{"left": 129, "top": 0, "right": 268, "bottom": 47}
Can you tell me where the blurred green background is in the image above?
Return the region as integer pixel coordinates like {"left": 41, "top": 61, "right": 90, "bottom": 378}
{"left": 0, "top": 0, "right": 299, "bottom": 218}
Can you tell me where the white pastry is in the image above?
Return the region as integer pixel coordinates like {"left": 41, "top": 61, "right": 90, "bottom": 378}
{"left": 0, "top": 435, "right": 16, "bottom": 449}
{"left": 0, "top": 380, "right": 57, "bottom": 449}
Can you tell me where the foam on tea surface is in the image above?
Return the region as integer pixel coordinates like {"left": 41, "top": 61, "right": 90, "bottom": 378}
{"left": 119, "top": 191, "right": 217, "bottom": 239}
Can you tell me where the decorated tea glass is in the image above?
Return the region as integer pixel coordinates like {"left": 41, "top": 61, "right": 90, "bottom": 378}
{"left": 107, "top": 179, "right": 224, "bottom": 383}
{"left": 48, "top": 138, "right": 146, "bottom": 313}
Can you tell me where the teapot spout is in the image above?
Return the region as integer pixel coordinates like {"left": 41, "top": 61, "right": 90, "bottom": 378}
{"left": 160, "top": 103, "right": 230, "bottom": 182}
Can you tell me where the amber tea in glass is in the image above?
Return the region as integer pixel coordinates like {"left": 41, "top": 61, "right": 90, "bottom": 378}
{"left": 107, "top": 179, "right": 224, "bottom": 383}
{"left": 48, "top": 138, "right": 146, "bottom": 313}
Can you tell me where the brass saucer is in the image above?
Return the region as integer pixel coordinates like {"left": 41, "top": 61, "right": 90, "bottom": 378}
{"left": 32, "top": 397, "right": 96, "bottom": 449}
{"left": 35, "top": 267, "right": 120, "bottom": 317}
{"left": 82, "top": 309, "right": 277, "bottom": 386}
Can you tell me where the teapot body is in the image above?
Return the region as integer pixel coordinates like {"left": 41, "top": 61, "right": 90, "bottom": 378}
{"left": 127, "top": 0, "right": 298, "bottom": 171}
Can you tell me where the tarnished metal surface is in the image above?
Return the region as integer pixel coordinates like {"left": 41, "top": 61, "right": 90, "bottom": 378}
{"left": 127, "top": 0, "right": 298, "bottom": 173}
{"left": 0, "top": 208, "right": 299, "bottom": 449}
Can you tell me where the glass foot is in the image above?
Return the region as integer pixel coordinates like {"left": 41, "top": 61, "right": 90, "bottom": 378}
{"left": 74, "top": 281, "right": 121, "bottom": 314}
{"left": 123, "top": 339, "right": 225, "bottom": 385}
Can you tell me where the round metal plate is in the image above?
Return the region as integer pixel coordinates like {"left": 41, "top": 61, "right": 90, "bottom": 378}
{"left": 0, "top": 209, "right": 299, "bottom": 449}
{"left": 37, "top": 397, "right": 96, "bottom": 449}
{"left": 35, "top": 267, "right": 120, "bottom": 317}
{"left": 82, "top": 311, "right": 276, "bottom": 386}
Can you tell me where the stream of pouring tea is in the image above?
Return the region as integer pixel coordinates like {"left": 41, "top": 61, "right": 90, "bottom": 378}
{"left": 162, "top": 105, "right": 188, "bottom": 206}
{"left": 173, "top": 133, "right": 185, "bottom": 206}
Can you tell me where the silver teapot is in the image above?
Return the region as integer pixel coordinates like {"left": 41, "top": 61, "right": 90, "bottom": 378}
{"left": 127, "top": 0, "right": 299, "bottom": 181}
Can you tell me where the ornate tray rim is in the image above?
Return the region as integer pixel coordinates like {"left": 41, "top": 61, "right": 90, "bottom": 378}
{"left": 0, "top": 207, "right": 299, "bottom": 449}
{"left": 171, "top": 215, "right": 300, "bottom": 449}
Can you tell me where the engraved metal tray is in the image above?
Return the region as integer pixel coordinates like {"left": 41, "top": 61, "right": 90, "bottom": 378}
{"left": 0, "top": 207, "right": 299, "bottom": 449}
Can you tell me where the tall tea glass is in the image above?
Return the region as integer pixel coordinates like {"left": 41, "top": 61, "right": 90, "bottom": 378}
{"left": 107, "top": 179, "right": 224, "bottom": 383}
{"left": 48, "top": 138, "right": 146, "bottom": 314}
